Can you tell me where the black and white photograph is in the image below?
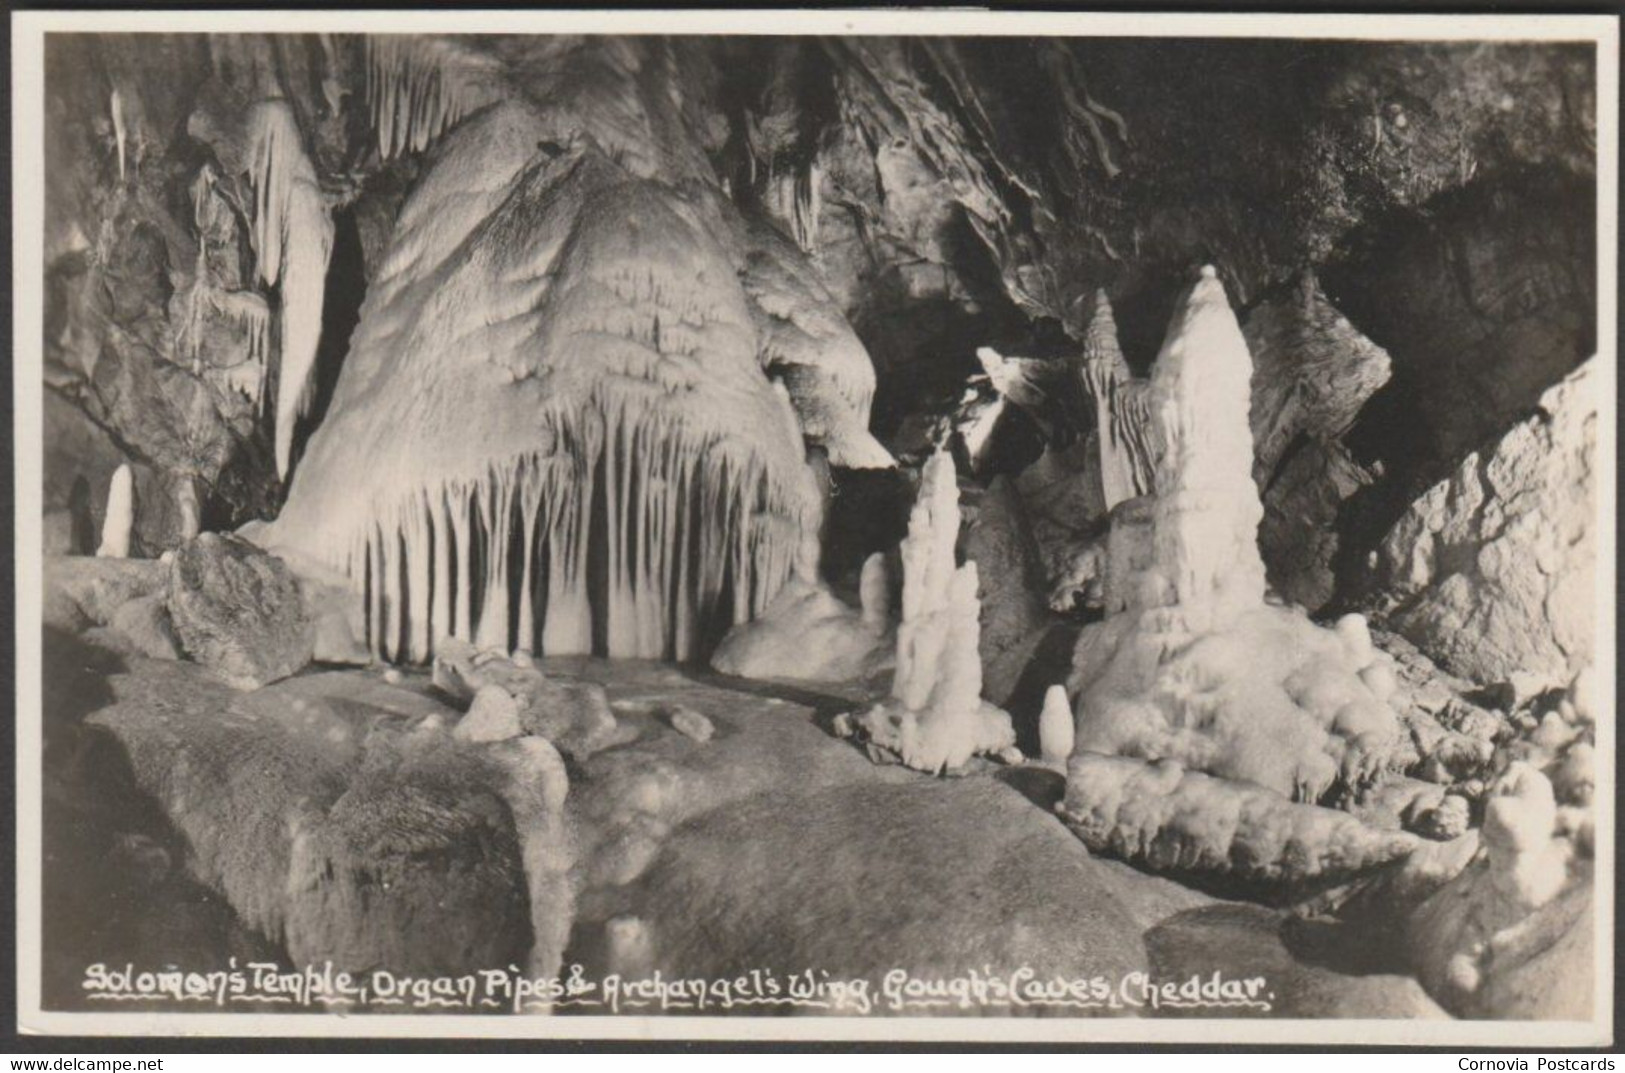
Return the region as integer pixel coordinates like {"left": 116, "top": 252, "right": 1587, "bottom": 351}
{"left": 10, "top": 9, "right": 1617, "bottom": 1046}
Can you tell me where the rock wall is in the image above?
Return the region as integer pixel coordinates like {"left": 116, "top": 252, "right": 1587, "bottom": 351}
{"left": 1372, "top": 358, "right": 1598, "bottom": 687}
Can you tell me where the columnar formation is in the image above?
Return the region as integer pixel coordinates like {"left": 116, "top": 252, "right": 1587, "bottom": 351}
{"left": 850, "top": 449, "right": 1015, "bottom": 773}
{"left": 1144, "top": 266, "right": 1269, "bottom": 629}
{"left": 1076, "top": 291, "right": 1155, "bottom": 512}
{"left": 1060, "top": 268, "right": 1407, "bottom": 882}
{"left": 96, "top": 464, "right": 134, "bottom": 559}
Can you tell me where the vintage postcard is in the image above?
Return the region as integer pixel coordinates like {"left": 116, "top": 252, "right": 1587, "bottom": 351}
{"left": 11, "top": 8, "right": 1617, "bottom": 1046}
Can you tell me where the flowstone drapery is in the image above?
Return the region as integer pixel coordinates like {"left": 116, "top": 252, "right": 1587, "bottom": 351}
{"left": 256, "top": 39, "right": 890, "bottom": 665}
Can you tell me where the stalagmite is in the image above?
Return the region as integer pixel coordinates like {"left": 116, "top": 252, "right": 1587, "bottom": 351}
{"left": 859, "top": 552, "right": 890, "bottom": 629}
{"left": 96, "top": 464, "right": 134, "bottom": 559}
{"left": 1039, "top": 684, "right": 1074, "bottom": 765}
{"left": 1060, "top": 267, "right": 1406, "bottom": 881}
{"left": 1075, "top": 291, "right": 1155, "bottom": 512}
{"left": 1146, "top": 266, "right": 1268, "bottom": 630}
{"left": 849, "top": 449, "right": 1015, "bottom": 773}
{"left": 1407, "top": 761, "right": 1593, "bottom": 1018}
{"left": 175, "top": 477, "right": 200, "bottom": 541}
{"left": 246, "top": 101, "right": 334, "bottom": 477}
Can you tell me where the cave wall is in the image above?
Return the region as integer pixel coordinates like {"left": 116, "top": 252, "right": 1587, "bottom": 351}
{"left": 41, "top": 33, "right": 1597, "bottom": 624}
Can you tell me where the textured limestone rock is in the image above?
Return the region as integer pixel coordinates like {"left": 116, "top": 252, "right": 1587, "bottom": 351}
{"left": 1015, "top": 441, "right": 1108, "bottom": 608}
{"left": 1407, "top": 762, "right": 1593, "bottom": 1018}
{"left": 433, "top": 637, "right": 618, "bottom": 759}
{"left": 106, "top": 594, "right": 182, "bottom": 661}
{"left": 44, "top": 556, "right": 168, "bottom": 633}
{"left": 454, "top": 685, "right": 524, "bottom": 744}
{"left": 850, "top": 449, "right": 1015, "bottom": 773}
{"left": 1371, "top": 356, "right": 1599, "bottom": 682}
{"left": 666, "top": 705, "right": 715, "bottom": 743}
{"left": 1060, "top": 754, "right": 1418, "bottom": 885}
{"left": 1245, "top": 273, "right": 1392, "bottom": 484}
{"left": 965, "top": 476, "right": 1053, "bottom": 705}
{"left": 87, "top": 662, "right": 538, "bottom": 979}
{"left": 1258, "top": 438, "right": 1376, "bottom": 613}
{"left": 482, "top": 734, "right": 574, "bottom": 983}
{"left": 1373, "top": 358, "right": 1598, "bottom": 687}
{"left": 166, "top": 533, "right": 313, "bottom": 691}
{"left": 1146, "top": 904, "right": 1451, "bottom": 1019}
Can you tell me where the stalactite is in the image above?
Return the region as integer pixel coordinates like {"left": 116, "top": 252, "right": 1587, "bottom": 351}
{"left": 323, "top": 397, "right": 809, "bottom": 666}
{"left": 110, "top": 89, "right": 127, "bottom": 185}
{"left": 363, "top": 35, "right": 503, "bottom": 161}
{"left": 791, "top": 156, "right": 821, "bottom": 253}
{"left": 246, "top": 100, "right": 335, "bottom": 477}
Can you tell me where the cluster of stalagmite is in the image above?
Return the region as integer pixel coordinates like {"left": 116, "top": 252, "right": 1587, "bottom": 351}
{"left": 847, "top": 449, "right": 1015, "bottom": 773}
{"left": 1059, "top": 267, "right": 1409, "bottom": 882}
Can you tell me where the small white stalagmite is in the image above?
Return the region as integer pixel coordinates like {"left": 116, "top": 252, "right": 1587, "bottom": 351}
{"left": 1039, "top": 684, "right": 1074, "bottom": 765}
{"left": 97, "top": 464, "right": 134, "bottom": 559}
{"left": 850, "top": 449, "right": 1015, "bottom": 773}
{"left": 859, "top": 552, "right": 890, "bottom": 630}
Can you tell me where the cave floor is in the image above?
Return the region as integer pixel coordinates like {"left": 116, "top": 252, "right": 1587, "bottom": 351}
{"left": 39, "top": 628, "right": 1447, "bottom": 1019}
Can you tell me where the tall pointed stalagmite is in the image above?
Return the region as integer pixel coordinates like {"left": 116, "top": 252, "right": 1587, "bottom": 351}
{"left": 1146, "top": 265, "right": 1268, "bottom": 630}
{"left": 850, "top": 449, "right": 1014, "bottom": 773}
{"left": 1059, "top": 267, "right": 1407, "bottom": 882}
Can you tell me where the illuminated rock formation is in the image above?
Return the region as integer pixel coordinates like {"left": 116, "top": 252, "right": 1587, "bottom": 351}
{"left": 95, "top": 463, "right": 134, "bottom": 559}
{"left": 1060, "top": 268, "right": 1406, "bottom": 881}
{"left": 1059, "top": 754, "right": 1419, "bottom": 884}
{"left": 245, "top": 101, "right": 334, "bottom": 478}
{"left": 254, "top": 39, "right": 893, "bottom": 667}
{"left": 849, "top": 449, "right": 1015, "bottom": 773}
{"left": 1407, "top": 760, "right": 1593, "bottom": 1019}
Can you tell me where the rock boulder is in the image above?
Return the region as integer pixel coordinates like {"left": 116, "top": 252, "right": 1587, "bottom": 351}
{"left": 166, "top": 532, "right": 313, "bottom": 690}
